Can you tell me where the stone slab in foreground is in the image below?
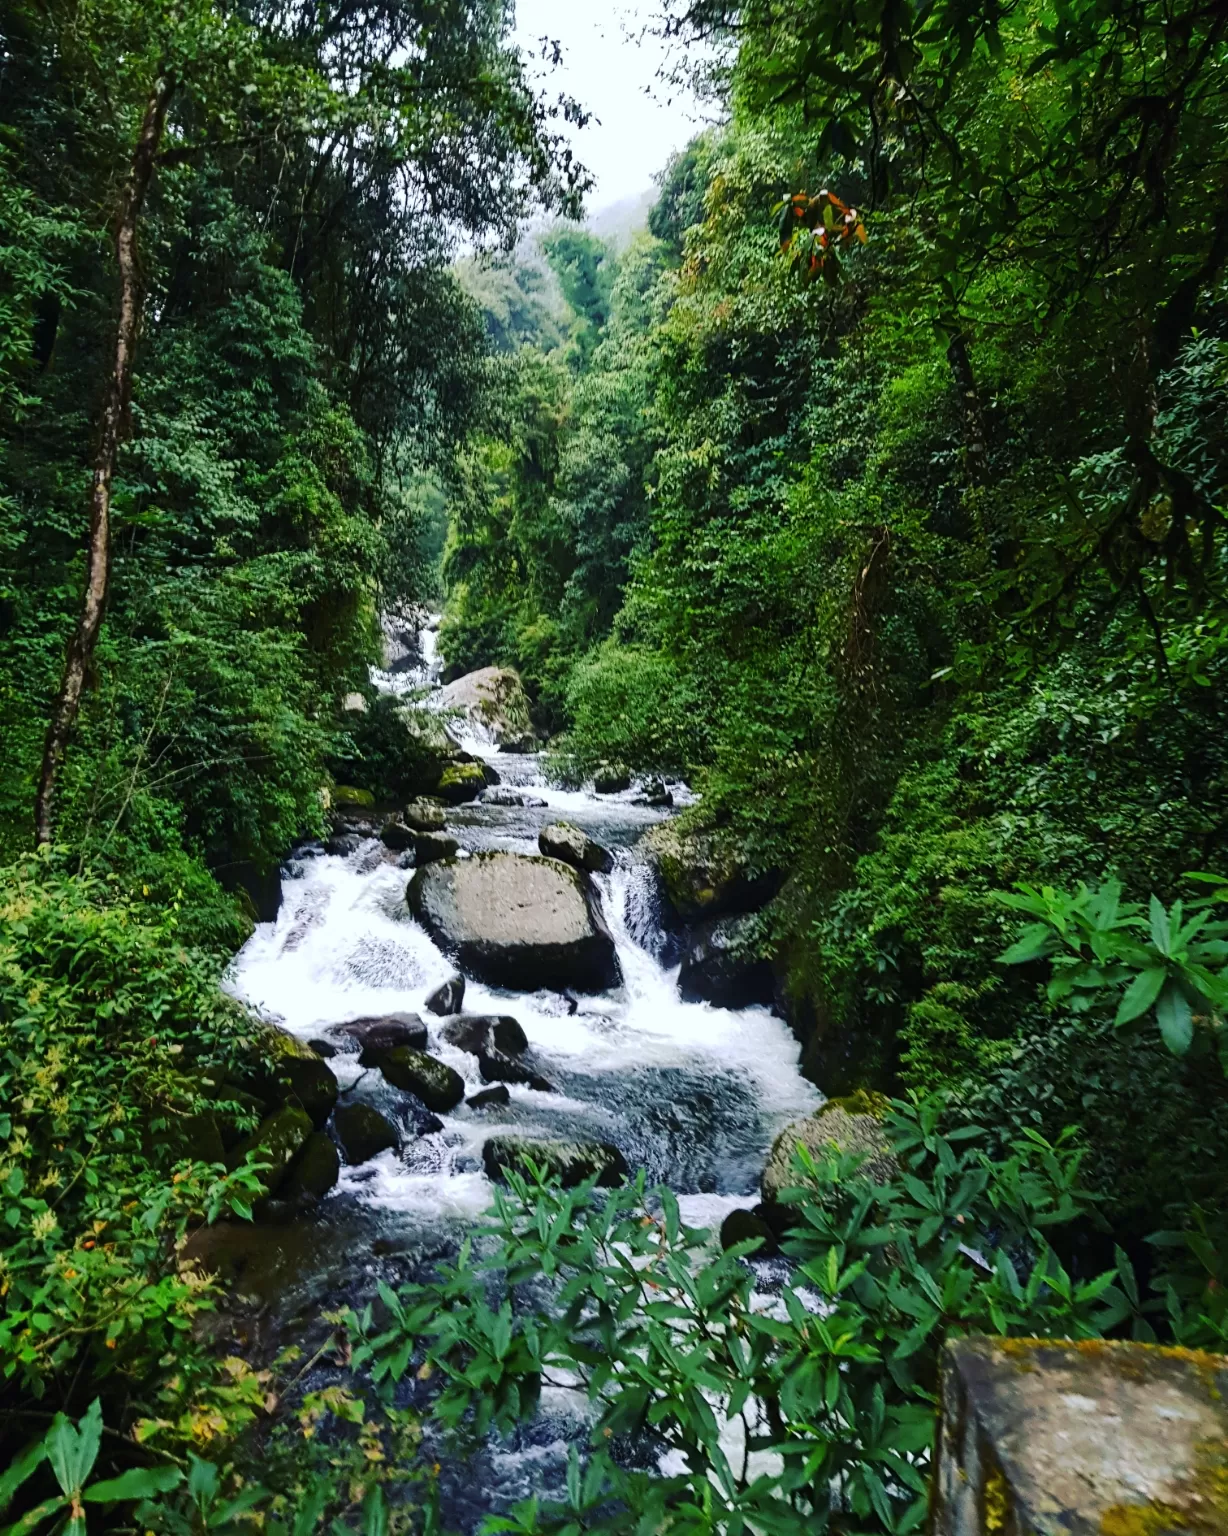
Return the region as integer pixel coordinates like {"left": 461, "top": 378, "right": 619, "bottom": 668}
{"left": 934, "top": 1336, "right": 1228, "bottom": 1536}
{"left": 407, "top": 851, "right": 620, "bottom": 993}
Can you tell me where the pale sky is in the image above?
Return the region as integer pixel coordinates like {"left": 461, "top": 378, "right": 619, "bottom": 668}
{"left": 513, "top": 1, "right": 708, "bottom": 213}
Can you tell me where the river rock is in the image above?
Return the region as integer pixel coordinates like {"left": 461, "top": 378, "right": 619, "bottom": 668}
{"left": 641, "top": 821, "right": 779, "bottom": 923}
{"left": 307, "top": 1038, "right": 337, "bottom": 1059}
{"left": 336, "top": 1012, "right": 428, "bottom": 1058}
{"left": 414, "top": 831, "right": 459, "bottom": 865}
{"left": 248, "top": 1024, "right": 338, "bottom": 1129}
{"left": 592, "top": 764, "right": 630, "bottom": 794}
{"left": 374, "top": 1047, "right": 465, "bottom": 1112}
{"left": 678, "top": 914, "right": 773, "bottom": 1009}
{"left": 333, "top": 1102, "right": 398, "bottom": 1164}
{"left": 636, "top": 777, "right": 674, "bottom": 808}
{"left": 761, "top": 1101, "right": 896, "bottom": 1206}
{"left": 478, "top": 1050, "right": 554, "bottom": 1092}
{"left": 538, "top": 822, "right": 614, "bottom": 875}
{"left": 440, "top": 1014, "right": 528, "bottom": 1055}
{"left": 482, "top": 1135, "right": 628, "bottom": 1188}
{"left": 406, "top": 852, "right": 621, "bottom": 992}
{"left": 229, "top": 1105, "right": 313, "bottom": 1197}
{"left": 332, "top": 784, "right": 376, "bottom": 810}
{"left": 424, "top": 974, "right": 465, "bottom": 1015}
{"left": 282, "top": 1132, "right": 340, "bottom": 1202}
{"left": 404, "top": 798, "right": 447, "bottom": 831}
{"left": 379, "top": 818, "right": 416, "bottom": 851}
{"left": 325, "top": 831, "right": 363, "bottom": 856}
{"left": 467, "top": 1084, "right": 510, "bottom": 1110}
{"left": 435, "top": 666, "right": 534, "bottom": 747}
{"left": 719, "top": 1205, "right": 778, "bottom": 1256}
{"left": 484, "top": 786, "right": 547, "bottom": 807}
{"left": 436, "top": 761, "right": 487, "bottom": 804}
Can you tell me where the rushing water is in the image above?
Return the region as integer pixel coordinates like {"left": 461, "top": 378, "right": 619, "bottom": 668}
{"left": 223, "top": 615, "right": 820, "bottom": 1519}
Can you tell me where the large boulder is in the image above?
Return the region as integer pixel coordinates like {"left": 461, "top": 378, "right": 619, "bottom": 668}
{"left": 406, "top": 852, "right": 621, "bottom": 993}
{"left": 374, "top": 1047, "right": 465, "bottom": 1112}
{"left": 478, "top": 1050, "right": 554, "bottom": 1092}
{"left": 678, "top": 914, "right": 774, "bottom": 1009}
{"left": 380, "top": 819, "right": 416, "bottom": 852}
{"left": 248, "top": 1024, "right": 338, "bottom": 1129}
{"left": 468, "top": 1084, "right": 510, "bottom": 1110}
{"left": 414, "top": 832, "right": 459, "bottom": 865}
{"left": 538, "top": 822, "right": 614, "bottom": 876}
{"left": 228, "top": 1105, "right": 313, "bottom": 1198}
{"left": 641, "top": 822, "right": 778, "bottom": 923}
{"left": 592, "top": 764, "right": 630, "bottom": 795}
{"left": 436, "top": 761, "right": 488, "bottom": 804}
{"left": 333, "top": 1102, "right": 398, "bottom": 1164}
{"left": 482, "top": 1135, "right": 628, "bottom": 1188}
{"left": 440, "top": 1014, "right": 528, "bottom": 1056}
{"left": 761, "top": 1098, "right": 896, "bottom": 1207}
{"left": 434, "top": 667, "right": 533, "bottom": 748}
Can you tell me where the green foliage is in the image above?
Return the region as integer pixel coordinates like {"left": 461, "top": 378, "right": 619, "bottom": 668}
{"left": 351, "top": 1099, "right": 1221, "bottom": 1534}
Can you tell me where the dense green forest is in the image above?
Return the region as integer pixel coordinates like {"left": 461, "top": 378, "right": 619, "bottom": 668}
{"left": 2, "top": 0, "right": 1228, "bottom": 1529}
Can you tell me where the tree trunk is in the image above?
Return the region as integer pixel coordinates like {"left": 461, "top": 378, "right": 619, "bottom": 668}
{"left": 946, "top": 328, "right": 988, "bottom": 482}
{"left": 34, "top": 74, "right": 173, "bottom": 847}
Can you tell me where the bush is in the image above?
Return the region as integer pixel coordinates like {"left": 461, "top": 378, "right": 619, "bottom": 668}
{"left": 551, "top": 645, "right": 702, "bottom": 780}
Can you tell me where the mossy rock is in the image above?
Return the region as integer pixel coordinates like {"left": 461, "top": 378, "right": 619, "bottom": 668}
{"left": 246, "top": 1023, "right": 339, "bottom": 1128}
{"left": 592, "top": 764, "right": 630, "bottom": 795}
{"left": 482, "top": 1135, "right": 628, "bottom": 1188}
{"left": 333, "top": 1102, "right": 398, "bottom": 1164}
{"left": 374, "top": 1047, "right": 465, "bottom": 1112}
{"left": 333, "top": 784, "right": 376, "bottom": 808}
{"left": 404, "top": 798, "right": 447, "bottom": 832}
{"left": 229, "top": 1105, "right": 313, "bottom": 1198}
{"left": 436, "top": 761, "right": 487, "bottom": 804}
{"left": 282, "top": 1132, "right": 339, "bottom": 1202}
{"left": 641, "top": 821, "right": 776, "bottom": 923}
{"left": 761, "top": 1102, "right": 897, "bottom": 1206}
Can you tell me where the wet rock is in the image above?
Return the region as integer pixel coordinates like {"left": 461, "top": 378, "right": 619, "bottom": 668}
{"left": 719, "top": 1205, "right": 778, "bottom": 1256}
{"left": 482, "top": 1135, "right": 628, "bottom": 1188}
{"left": 467, "top": 1084, "right": 510, "bottom": 1110}
{"left": 307, "top": 1038, "right": 337, "bottom": 1060}
{"left": 414, "top": 831, "right": 459, "bottom": 865}
{"left": 404, "top": 798, "right": 447, "bottom": 832}
{"left": 248, "top": 1024, "right": 338, "bottom": 1129}
{"left": 406, "top": 852, "right": 621, "bottom": 993}
{"left": 497, "top": 735, "right": 538, "bottom": 755}
{"left": 213, "top": 857, "right": 283, "bottom": 924}
{"left": 435, "top": 666, "right": 534, "bottom": 748}
{"left": 336, "top": 1012, "right": 428, "bottom": 1059}
{"left": 761, "top": 1100, "right": 896, "bottom": 1207}
{"left": 478, "top": 1050, "right": 554, "bottom": 1092}
{"left": 375, "top": 1047, "right": 465, "bottom": 1113}
{"left": 332, "top": 785, "right": 376, "bottom": 810}
{"left": 324, "top": 832, "right": 363, "bottom": 857}
{"left": 483, "top": 786, "right": 546, "bottom": 807}
{"left": 436, "top": 761, "right": 487, "bottom": 804}
{"left": 379, "top": 818, "right": 416, "bottom": 851}
{"left": 678, "top": 914, "right": 774, "bottom": 1009}
{"left": 440, "top": 1014, "right": 528, "bottom": 1056}
{"left": 229, "top": 1105, "right": 313, "bottom": 1198}
{"left": 635, "top": 778, "right": 674, "bottom": 808}
{"left": 592, "top": 764, "right": 630, "bottom": 795}
{"left": 282, "top": 1132, "right": 339, "bottom": 1202}
{"left": 424, "top": 974, "right": 465, "bottom": 1016}
{"left": 538, "top": 822, "right": 614, "bottom": 875}
{"left": 641, "top": 821, "right": 779, "bottom": 923}
{"left": 333, "top": 1102, "right": 398, "bottom": 1164}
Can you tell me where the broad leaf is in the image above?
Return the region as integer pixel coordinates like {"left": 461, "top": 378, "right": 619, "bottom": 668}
{"left": 1115, "top": 966, "right": 1166, "bottom": 1027}
{"left": 1156, "top": 982, "right": 1194, "bottom": 1056}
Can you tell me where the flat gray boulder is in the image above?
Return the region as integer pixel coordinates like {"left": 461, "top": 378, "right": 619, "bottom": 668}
{"left": 406, "top": 852, "right": 621, "bottom": 993}
{"left": 538, "top": 822, "right": 614, "bottom": 875}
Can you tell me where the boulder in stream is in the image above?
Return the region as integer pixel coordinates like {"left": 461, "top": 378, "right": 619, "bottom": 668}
{"left": 404, "top": 797, "right": 447, "bottom": 832}
{"left": 336, "top": 1012, "right": 428, "bottom": 1058}
{"left": 538, "top": 821, "right": 614, "bottom": 875}
{"left": 414, "top": 831, "right": 459, "bottom": 865}
{"left": 678, "top": 913, "right": 773, "bottom": 1009}
{"left": 436, "top": 761, "right": 487, "bottom": 804}
{"left": 333, "top": 1102, "right": 398, "bottom": 1164}
{"left": 467, "top": 1084, "right": 510, "bottom": 1110}
{"left": 424, "top": 973, "right": 465, "bottom": 1016}
{"left": 641, "top": 821, "right": 779, "bottom": 923}
{"left": 374, "top": 1046, "right": 465, "bottom": 1113}
{"left": 478, "top": 1050, "right": 554, "bottom": 1092}
{"left": 482, "top": 1135, "right": 628, "bottom": 1188}
{"left": 440, "top": 1013, "right": 528, "bottom": 1055}
{"left": 434, "top": 666, "right": 534, "bottom": 748}
{"left": 592, "top": 764, "right": 630, "bottom": 794}
{"left": 247, "top": 1023, "right": 338, "bottom": 1129}
{"left": 406, "top": 852, "right": 621, "bottom": 993}
{"left": 282, "top": 1132, "right": 340, "bottom": 1202}
{"left": 379, "top": 818, "right": 416, "bottom": 852}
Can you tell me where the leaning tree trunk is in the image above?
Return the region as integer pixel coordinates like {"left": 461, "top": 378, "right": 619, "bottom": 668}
{"left": 34, "top": 74, "right": 174, "bottom": 847}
